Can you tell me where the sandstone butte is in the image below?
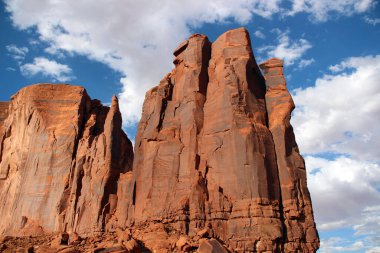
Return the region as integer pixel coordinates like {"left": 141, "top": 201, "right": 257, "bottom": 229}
{"left": 0, "top": 28, "right": 319, "bottom": 253}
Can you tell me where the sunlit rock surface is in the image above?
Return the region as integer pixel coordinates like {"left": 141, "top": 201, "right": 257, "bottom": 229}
{"left": 0, "top": 28, "right": 318, "bottom": 253}
{"left": 0, "top": 84, "right": 133, "bottom": 236}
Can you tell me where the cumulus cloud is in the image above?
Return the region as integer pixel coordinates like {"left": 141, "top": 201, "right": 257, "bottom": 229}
{"left": 5, "top": 0, "right": 371, "bottom": 125}
{"left": 20, "top": 57, "right": 74, "bottom": 82}
{"left": 4, "top": 0, "right": 284, "bottom": 125}
{"left": 354, "top": 205, "right": 380, "bottom": 245}
{"left": 292, "top": 55, "right": 380, "bottom": 251}
{"left": 306, "top": 156, "right": 380, "bottom": 229}
{"left": 292, "top": 55, "right": 380, "bottom": 161}
{"left": 6, "top": 44, "right": 28, "bottom": 62}
{"left": 258, "top": 30, "right": 312, "bottom": 65}
{"left": 287, "top": 0, "right": 375, "bottom": 22}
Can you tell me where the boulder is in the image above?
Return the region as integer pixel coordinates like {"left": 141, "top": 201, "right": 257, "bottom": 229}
{"left": 198, "top": 239, "right": 227, "bottom": 253}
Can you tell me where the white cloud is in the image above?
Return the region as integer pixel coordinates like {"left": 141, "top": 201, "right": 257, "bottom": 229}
{"left": 287, "top": 0, "right": 375, "bottom": 22}
{"left": 254, "top": 30, "right": 266, "bottom": 39}
{"left": 4, "top": 0, "right": 374, "bottom": 124}
{"left": 270, "top": 27, "right": 282, "bottom": 35}
{"left": 292, "top": 55, "right": 380, "bottom": 251}
{"left": 367, "top": 247, "right": 380, "bottom": 253}
{"left": 20, "top": 57, "right": 74, "bottom": 82}
{"left": 297, "top": 58, "right": 315, "bottom": 69}
{"left": 306, "top": 156, "right": 380, "bottom": 251}
{"left": 4, "top": 0, "right": 283, "bottom": 125}
{"left": 354, "top": 205, "right": 380, "bottom": 245}
{"left": 319, "top": 237, "right": 365, "bottom": 253}
{"left": 364, "top": 16, "right": 380, "bottom": 25}
{"left": 6, "top": 44, "right": 28, "bottom": 62}
{"left": 306, "top": 156, "right": 380, "bottom": 229}
{"left": 258, "top": 30, "right": 312, "bottom": 65}
{"left": 292, "top": 55, "right": 380, "bottom": 161}
{"left": 6, "top": 67, "right": 16, "bottom": 72}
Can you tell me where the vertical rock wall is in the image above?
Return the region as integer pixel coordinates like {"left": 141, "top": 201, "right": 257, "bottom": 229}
{"left": 0, "top": 28, "right": 319, "bottom": 253}
{"left": 199, "top": 28, "right": 283, "bottom": 251}
{"left": 260, "top": 58, "right": 319, "bottom": 252}
{"left": 132, "top": 34, "right": 211, "bottom": 227}
{"left": 0, "top": 84, "right": 133, "bottom": 236}
{"left": 0, "top": 102, "right": 9, "bottom": 133}
{"left": 124, "top": 28, "right": 319, "bottom": 252}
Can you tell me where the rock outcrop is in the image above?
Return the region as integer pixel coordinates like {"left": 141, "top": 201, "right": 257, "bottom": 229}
{"left": 0, "top": 84, "right": 133, "bottom": 236}
{"left": 115, "top": 28, "right": 319, "bottom": 252}
{"left": 260, "top": 58, "right": 319, "bottom": 252}
{"left": 0, "top": 28, "right": 319, "bottom": 253}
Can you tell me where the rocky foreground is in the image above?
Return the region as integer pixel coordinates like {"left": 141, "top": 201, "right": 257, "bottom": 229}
{"left": 0, "top": 28, "right": 319, "bottom": 252}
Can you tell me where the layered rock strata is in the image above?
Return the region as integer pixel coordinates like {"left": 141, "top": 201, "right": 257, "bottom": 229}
{"left": 120, "top": 28, "right": 319, "bottom": 252}
{"left": 0, "top": 84, "right": 133, "bottom": 236}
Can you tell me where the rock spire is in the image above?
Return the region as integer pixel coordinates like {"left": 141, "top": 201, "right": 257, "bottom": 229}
{"left": 0, "top": 28, "right": 319, "bottom": 253}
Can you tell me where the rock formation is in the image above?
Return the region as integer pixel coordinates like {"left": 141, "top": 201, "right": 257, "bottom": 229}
{"left": 260, "top": 58, "right": 319, "bottom": 252}
{"left": 0, "top": 28, "right": 319, "bottom": 253}
{"left": 0, "top": 102, "right": 9, "bottom": 132}
{"left": 0, "top": 84, "right": 133, "bottom": 236}
{"left": 115, "top": 28, "right": 319, "bottom": 252}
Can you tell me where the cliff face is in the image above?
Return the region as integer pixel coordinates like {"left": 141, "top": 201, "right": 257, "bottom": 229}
{"left": 260, "top": 59, "right": 319, "bottom": 252}
{"left": 0, "top": 84, "right": 133, "bottom": 236}
{"left": 0, "top": 102, "right": 9, "bottom": 133}
{"left": 0, "top": 28, "right": 318, "bottom": 253}
{"left": 120, "top": 28, "right": 319, "bottom": 252}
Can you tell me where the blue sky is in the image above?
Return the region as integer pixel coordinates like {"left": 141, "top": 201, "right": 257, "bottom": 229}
{"left": 1, "top": 1, "right": 380, "bottom": 252}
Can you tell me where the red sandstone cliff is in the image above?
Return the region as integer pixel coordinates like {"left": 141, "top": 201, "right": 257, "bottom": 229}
{"left": 260, "top": 58, "right": 319, "bottom": 252}
{"left": 0, "top": 28, "right": 318, "bottom": 253}
{"left": 0, "top": 84, "right": 133, "bottom": 237}
{"left": 112, "top": 28, "right": 319, "bottom": 252}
